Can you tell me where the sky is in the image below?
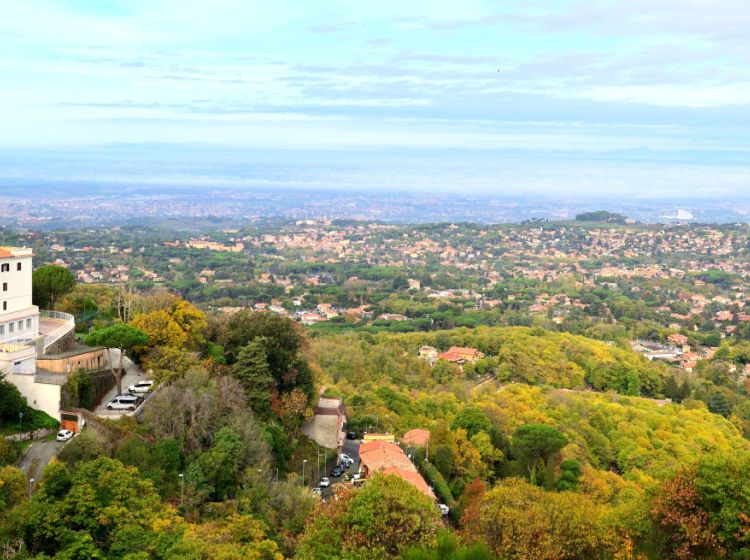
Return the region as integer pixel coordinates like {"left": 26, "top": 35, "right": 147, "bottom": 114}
{"left": 1, "top": 0, "right": 749, "bottom": 196}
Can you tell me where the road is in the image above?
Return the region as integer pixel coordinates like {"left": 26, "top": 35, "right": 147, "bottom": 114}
{"left": 93, "top": 349, "right": 146, "bottom": 417}
{"left": 18, "top": 439, "right": 65, "bottom": 491}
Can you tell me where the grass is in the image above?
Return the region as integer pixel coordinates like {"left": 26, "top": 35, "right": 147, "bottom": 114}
{"left": 0, "top": 408, "right": 60, "bottom": 436}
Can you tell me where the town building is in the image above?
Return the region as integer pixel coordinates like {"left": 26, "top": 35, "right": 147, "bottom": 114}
{"left": 0, "top": 247, "right": 105, "bottom": 420}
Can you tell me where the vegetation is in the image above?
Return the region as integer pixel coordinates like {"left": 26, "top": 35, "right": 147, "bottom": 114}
{"left": 31, "top": 264, "right": 76, "bottom": 309}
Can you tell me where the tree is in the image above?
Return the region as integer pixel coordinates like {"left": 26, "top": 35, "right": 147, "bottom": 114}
{"left": 32, "top": 264, "right": 75, "bottom": 309}
{"left": 0, "top": 465, "right": 26, "bottom": 512}
{"left": 85, "top": 323, "right": 149, "bottom": 395}
{"left": 218, "top": 310, "right": 303, "bottom": 377}
{"left": 557, "top": 459, "right": 581, "bottom": 491}
{"left": 463, "top": 478, "right": 607, "bottom": 560}
{"left": 0, "top": 372, "right": 28, "bottom": 422}
{"left": 297, "top": 473, "right": 441, "bottom": 560}
{"left": 451, "top": 407, "right": 493, "bottom": 439}
{"left": 651, "top": 468, "right": 723, "bottom": 559}
{"left": 7, "top": 457, "right": 177, "bottom": 558}
{"left": 434, "top": 444, "right": 455, "bottom": 479}
{"left": 130, "top": 309, "right": 188, "bottom": 348}
{"left": 708, "top": 392, "right": 730, "bottom": 418}
{"left": 402, "top": 530, "right": 492, "bottom": 560}
{"left": 510, "top": 424, "right": 566, "bottom": 485}
{"left": 233, "top": 338, "right": 274, "bottom": 419}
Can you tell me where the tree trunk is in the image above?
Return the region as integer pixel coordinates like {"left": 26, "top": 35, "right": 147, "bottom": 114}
{"left": 105, "top": 348, "right": 120, "bottom": 396}
{"left": 116, "top": 348, "right": 125, "bottom": 395}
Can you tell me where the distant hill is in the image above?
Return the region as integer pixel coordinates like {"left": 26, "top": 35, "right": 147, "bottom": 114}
{"left": 575, "top": 210, "right": 629, "bottom": 224}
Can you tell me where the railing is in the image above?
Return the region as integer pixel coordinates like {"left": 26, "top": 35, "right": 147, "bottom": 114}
{"left": 40, "top": 310, "right": 75, "bottom": 351}
{"left": 40, "top": 310, "right": 75, "bottom": 322}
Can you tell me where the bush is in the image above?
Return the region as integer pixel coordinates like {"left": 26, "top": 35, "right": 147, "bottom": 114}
{"left": 415, "top": 450, "right": 456, "bottom": 510}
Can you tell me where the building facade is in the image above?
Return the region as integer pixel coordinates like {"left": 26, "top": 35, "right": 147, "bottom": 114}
{"left": 0, "top": 247, "right": 40, "bottom": 374}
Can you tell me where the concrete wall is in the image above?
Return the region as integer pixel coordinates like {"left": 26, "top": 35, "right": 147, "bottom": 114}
{"left": 43, "top": 328, "right": 76, "bottom": 354}
{"left": 9, "top": 371, "right": 62, "bottom": 420}
{"left": 38, "top": 348, "right": 105, "bottom": 373}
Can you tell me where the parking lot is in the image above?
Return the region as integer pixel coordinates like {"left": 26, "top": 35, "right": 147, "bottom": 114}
{"left": 317, "top": 439, "right": 360, "bottom": 499}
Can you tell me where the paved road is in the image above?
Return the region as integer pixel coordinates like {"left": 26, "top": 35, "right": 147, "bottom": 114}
{"left": 19, "top": 439, "right": 65, "bottom": 491}
{"left": 94, "top": 349, "right": 146, "bottom": 416}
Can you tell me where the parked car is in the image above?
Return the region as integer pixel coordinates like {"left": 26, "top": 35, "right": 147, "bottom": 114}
{"left": 350, "top": 473, "right": 361, "bottom": 481}
{"left": 312, "top": 487, "right": 322, "bottom": 495}
{"left": 346, "top": 431, "right": 357, "bottom": 440}
{"left": 107, "top": 395, "right": 139, "bottom": 410}
{"left": 340, "top": 453, "right": 354, "bottom": 464}
{"left": 56, "top": 429, "right": 74, "bottom": 442}
{"left": 438, "top": 503, "right": 450, "bottom": 516}
{"left": 127, "top": 380, "right": 154, "bottom": 394}
{"left": 319, "top": 477, "right": 331, "bottom": 487}
{"left": 331, "top": 466, "right": 344, "bottom": 478}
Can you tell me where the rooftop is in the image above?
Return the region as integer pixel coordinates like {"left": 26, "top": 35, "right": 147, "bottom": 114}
{"left": 0, "top": 246, "right": 33, "bottom": 258}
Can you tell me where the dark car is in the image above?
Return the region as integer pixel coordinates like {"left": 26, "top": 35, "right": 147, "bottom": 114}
{"left": 331, "top": 466, "right": 344, "bottom": 478}
{"left": 346, "top": 431, "right": 357, "bottom": 440}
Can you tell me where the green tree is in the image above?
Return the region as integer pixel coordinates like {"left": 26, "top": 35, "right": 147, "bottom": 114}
{"left": 510, "top": 424, "right": 566, "bottom": 485}
{"left": 402, "top": 530, "right": 492, "bottom": 560}
{"left": 0, "top": 465, "right": 26, "bottom": 512}
{"left": 556, "top": 459, "right": 581, "bottom": 491}
{"left": 708, "top": 392, "right": 730, "bottom": 418}
{"left": 297, "top": 473, "right": 441, "bottom": 560}
{"left": 32, "top": 264, "right": 75, "bottom": 309}
{"left": 85, "top": 323, "right": 149, "bottom": 394}
{"left": 233, "top": 338, "right": 275, "bottom": 419}
{"left": 434, "top": 444, "right": 455, "bottom": 479}
{"left": 451, "top": 407, "right": 493, "bottom": 439}
{"left": 6, "top": 457, "right": 177, "bottom": 558}
{"left": 0, "top": 372, "right": 28, "bottom": 422}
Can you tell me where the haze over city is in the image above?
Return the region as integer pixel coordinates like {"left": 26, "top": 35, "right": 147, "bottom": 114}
{"left": 1, "top": 0, "right": 749, "bottom": 200}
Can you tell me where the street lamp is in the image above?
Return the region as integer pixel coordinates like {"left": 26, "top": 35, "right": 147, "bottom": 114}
{"left": 302, "top": 459, "right": 308, "bottom": 486}
{"left": 178, "top": 473, "right": 184, "bottom": 506}
{"left": 317, "top": 449, "right": 321, "bottom": 484}
{"left": 29, "top": 478, "right": 34, "bottom": 498}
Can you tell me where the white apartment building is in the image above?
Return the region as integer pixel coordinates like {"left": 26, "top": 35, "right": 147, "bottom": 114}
{"left": 0, "top": 247, "right": 40, "bottom": 374}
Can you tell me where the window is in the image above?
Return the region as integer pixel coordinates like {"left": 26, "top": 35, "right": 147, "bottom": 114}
{"left": 2, "top": 283, "right": 6, "bottom": 291}
{"left": 2, "top": 302, "right": 6, "bottom": 311}
{"left": 0, "top": 325, "right": 4, "bottom": 335}
{"left": 26, "top": 318, "right": 31, "bottom": 329}
{"left": 16, "top": 263, "right": 21, "bottom": 271}
{"left": 0, "top": 264, "right": 8, "bottom": 272}
{"left": 17, "top": 321, "right": 23, "bottom": 331}
{"left": 8, "top": 323, "right": 13, "bottom": 333}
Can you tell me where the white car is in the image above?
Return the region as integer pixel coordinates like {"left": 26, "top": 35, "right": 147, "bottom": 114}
{"left": 319, "top": 477, "right": 331, "bottom": 487}
{"left": 340, "top": 453, "right": 354, "bottom": 464}
{"left": 127, "top": 380, "right": 154, "bottom": 394}
{"left": 438, "top": 503, "right": 450, "bottom": 516}
{"left": 56, "top": 429, "right": 74, "bottom": 442}
{"left": 107, "top": 395, "right": 139, "bottom": 410}
{"left": 312, "top": 487, "right": 322, "bottom": 494}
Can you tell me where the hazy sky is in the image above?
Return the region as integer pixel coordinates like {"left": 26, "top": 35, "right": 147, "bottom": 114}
{"left": 1, "top": 1, "right": 749, "bottom": 195}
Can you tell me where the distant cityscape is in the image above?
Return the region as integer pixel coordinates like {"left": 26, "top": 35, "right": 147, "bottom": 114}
{"left": 4, "top": 182, "right": 750, "bottom": 228}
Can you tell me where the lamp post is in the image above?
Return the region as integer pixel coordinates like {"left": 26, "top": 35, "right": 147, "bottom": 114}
{"left": 302, "top": 459, "right": 308, "bottom": 486}
{"left": 178, "top": 473, "right": 184, "bottom": 507}
{"left": 29, "top": 478, "right": 34, "bottom": 498}
{"left": 317, "top": 449, "right": 321, "bottom": 484}
{"left": 19, "top": 411, "right": 23, "bottom": 433}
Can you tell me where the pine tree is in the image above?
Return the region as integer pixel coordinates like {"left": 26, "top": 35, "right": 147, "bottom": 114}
{"left": 232, "top": 338, "right": 275, "bottom": 419}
